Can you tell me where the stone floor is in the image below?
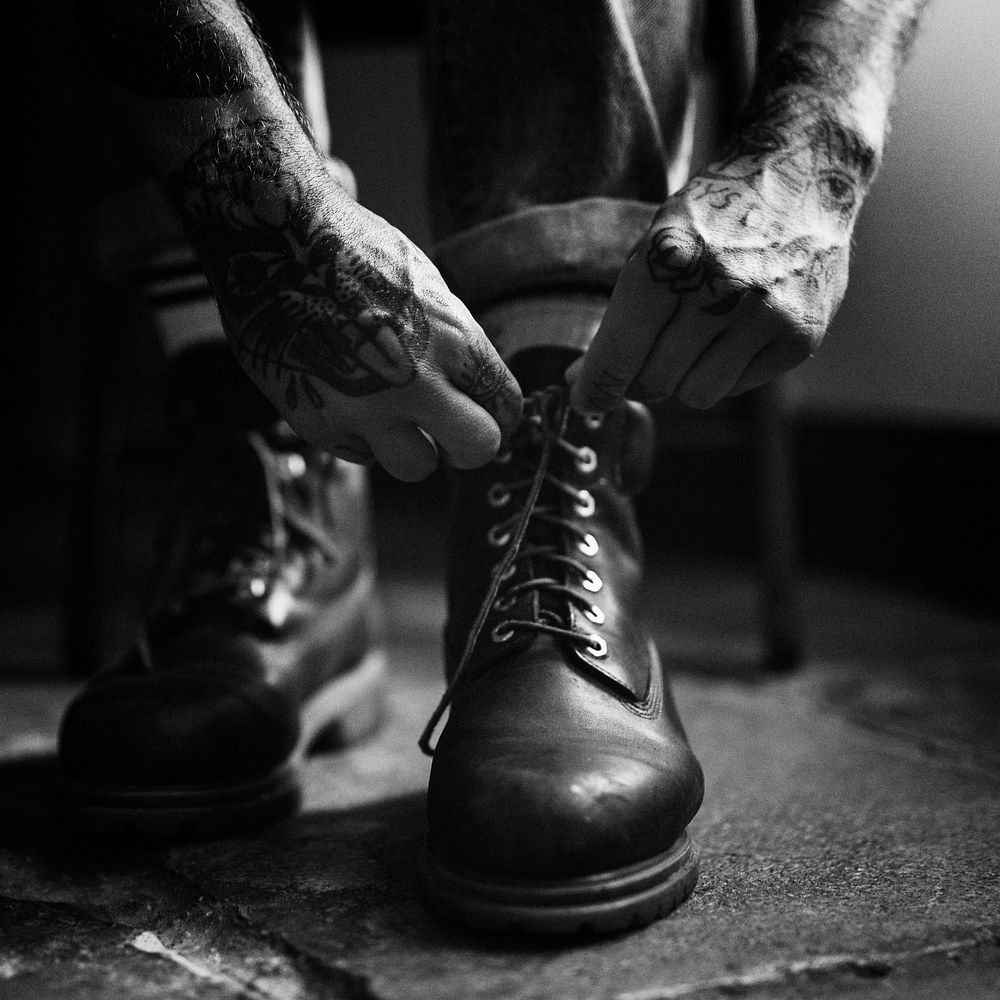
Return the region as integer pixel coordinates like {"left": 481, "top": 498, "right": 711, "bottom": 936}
{"left": 1, "top": 567, "right": 998, "bottom": 999}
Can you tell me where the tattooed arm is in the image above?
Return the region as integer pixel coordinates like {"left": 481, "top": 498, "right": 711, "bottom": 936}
{"left": 570, "top": 0, "right": 930, "bottom": 412}
{"left": 81, "top": 0, "right": 521, "bottom": 480}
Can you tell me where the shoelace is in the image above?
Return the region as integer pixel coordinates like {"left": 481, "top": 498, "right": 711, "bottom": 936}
{"left": 136, "top": 439, "right": 340, "bottom": 669}
{"left": 419, "top": 387, "right": 607, "bottom": 755}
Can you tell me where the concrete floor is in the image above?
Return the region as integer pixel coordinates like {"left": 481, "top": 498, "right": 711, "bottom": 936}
{"left": 1, "top": 567, "right": 998, "bottom": 999}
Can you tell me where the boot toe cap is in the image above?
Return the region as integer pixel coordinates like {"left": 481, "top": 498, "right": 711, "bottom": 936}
{"left": 426, "top": 739, "right": 703, "bottom": 879}
{"left": 59, "top": 671, "right": 298, "bottom": 787}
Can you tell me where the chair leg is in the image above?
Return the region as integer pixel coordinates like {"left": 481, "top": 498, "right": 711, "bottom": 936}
{"left": 747, "top": 379, "right": 804, "bottom": 671}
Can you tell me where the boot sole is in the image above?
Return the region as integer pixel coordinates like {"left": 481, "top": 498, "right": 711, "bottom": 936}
{"left": 418, "top": 831, "right": 698, "bottom": 936}
{"left": 63, "top": 645, "right": 387, "bottom": 839}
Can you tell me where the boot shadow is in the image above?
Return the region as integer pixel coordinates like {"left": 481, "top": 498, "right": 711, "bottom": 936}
{"left": 0, "top": 754, "right": 613, "bottom": 955}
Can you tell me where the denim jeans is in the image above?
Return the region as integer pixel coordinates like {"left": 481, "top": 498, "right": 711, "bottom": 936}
{"left": 423, "top": 0, "right": 705, "bottom": 318}
{"left": 139, "top": 2, "right": 739, "bottom": 359}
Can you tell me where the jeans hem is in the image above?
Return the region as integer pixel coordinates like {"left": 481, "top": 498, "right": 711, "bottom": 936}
{"left": 432, "top": 197, "right": 659, "bottom": 311}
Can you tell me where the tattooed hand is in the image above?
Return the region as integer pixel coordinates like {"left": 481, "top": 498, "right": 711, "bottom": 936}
{"left": 570, "top": 90, "right": 879, "bottom": 412}
{"left": 169, "top": 119, "right": 522, "bottom": 480}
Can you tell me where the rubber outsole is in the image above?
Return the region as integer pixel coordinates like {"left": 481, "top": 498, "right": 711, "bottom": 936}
{"left": 418, "top": 831, "right": 699, "bottom": 936}
{"left": 63, "top": 647, "right": 387, "bottom": 838}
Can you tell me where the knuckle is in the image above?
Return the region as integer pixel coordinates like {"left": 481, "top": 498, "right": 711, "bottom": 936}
{"left": 781, "top": 322, "right": 823, "bottom": 360}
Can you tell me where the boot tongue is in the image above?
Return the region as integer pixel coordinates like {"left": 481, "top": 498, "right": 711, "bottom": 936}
{"left": 615, "top": 401, "right": 657, "bottom": 495}
{"left": 509, "top": 384, "right": 579, "bottom": 628}
{"left": 506, "top": 347, "right": 581, "bottom": 395}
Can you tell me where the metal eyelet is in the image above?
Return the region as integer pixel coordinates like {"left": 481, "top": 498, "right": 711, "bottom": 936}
{"left": 584, "top": 604, "right": 605, "bottom": 625}
{"left": 493, "top": 561, "right": 517, "bottom": 582}
{"left": 577, "top": 532, "right": 599, "bottom": 557}
{"left": 582, "top": 569, "right": 603, "bottom": 593}
{"left": 284, "top": 453, "right": 307, "bottom": 477}
{"left": 494, "top": 594, "right": 516, "bottom": 612}
{"left": 585, "top": 633, "right": 608, "bottom": 658}
{"left": 487, "top": 523, "right": 512, "bottom": 547}
{"left": 491, "top": 623, "right": 514, "bottom": 643}
{"left": 574, "top": 490, "right": 595, "bottom": 518}
{"left": 583, "top": 413, "right": 604, "bottom": 431}
{"left": 248, "top": 578, "right": 267, "bottom": 598}
{"left": 575, "top": 447, "right": 597, "bottom": 474}
{"left": 487, "top": 483, "right": 511, "bottom": 507}
{"left": 495, "top": 449, "right": 513, "bottom": 466}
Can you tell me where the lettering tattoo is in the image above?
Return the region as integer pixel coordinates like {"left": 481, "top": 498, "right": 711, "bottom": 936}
{"left": 165, "top": 120, "right": 430, "bottom": 409}
{"left": 646, "top": 38, "right": 881, "bottom": 290}
{"left": 695, "top": 86, "right": 878, "bottom": 222}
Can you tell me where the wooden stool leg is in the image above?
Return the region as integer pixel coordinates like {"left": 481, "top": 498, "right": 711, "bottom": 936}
{"left": 747, "top": 380, "right": 804, "bottom": 671}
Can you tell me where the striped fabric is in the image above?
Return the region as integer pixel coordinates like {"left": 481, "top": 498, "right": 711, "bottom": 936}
{"left": 137, "top": 246, "right": 225, "bottom": 357}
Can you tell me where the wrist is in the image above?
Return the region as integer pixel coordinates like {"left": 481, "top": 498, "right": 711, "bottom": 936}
{"left": 728, "top": 86, "right": 884, "bottom": 203}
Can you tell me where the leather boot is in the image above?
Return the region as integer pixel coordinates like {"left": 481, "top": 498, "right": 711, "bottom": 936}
{"left": 419, "top": 385, "right": 704, "bottom": 934}
{"left": 59, "top": 422, "right": 385, "bottom": 836}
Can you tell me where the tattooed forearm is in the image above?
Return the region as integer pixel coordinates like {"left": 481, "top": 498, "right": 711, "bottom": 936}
{"left": 83, "top": 0, "right": 317, "bottom": 148}
{"left": 672, "top": 3, "right": 933, "bottom": 253}
{"left": 165, "top": 119, "right": 430, "bottom": 407}
{"left": 696, "top": 89, "right": 878, "bottom": 227}
{"left": 83, "top": 0, "right": 260, "bottom": 98}
{"left": 752, "top": 1, "right": 933, "bottom": 131}
{"left": 755, "top": 1, "right": 931, "bottom": 79}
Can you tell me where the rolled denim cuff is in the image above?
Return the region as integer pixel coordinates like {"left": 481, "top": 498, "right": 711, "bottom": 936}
{"left": 433, "top": 197, "right": 660, "bottom": 312}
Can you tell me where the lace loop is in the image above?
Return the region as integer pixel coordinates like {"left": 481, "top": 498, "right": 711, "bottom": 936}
{"left": 419, "top": 388, "right": 609, "bottom": 756}
{"left": 155, "top": 441, "right": 338, "bottom": 621}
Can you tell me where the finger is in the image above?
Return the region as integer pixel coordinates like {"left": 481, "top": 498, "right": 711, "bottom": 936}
{"left": 570, "top": 250, "right": 676, "bottom": 414}
{"left": 627, "top": 321, "right": 720, "bottom": 402}
{"left": 627, "top": 286, "right": 764, "bottom": 404}
{"left": 330, "top": 433, "right": 375, "bottom": 465}
{"left": 435, "top": 334, "right": 523, "bottom": 444}
{"left": 673, "top": 320, "right": 775, "bottom": 409}
{"left": 416, "top": 375, "right": 505, "bottom": 469}
{"left": 367, "top": 423, "right": 439, "bottom": 482}
{"left": 729, "top": 338, "right": 813, "bottom": 396}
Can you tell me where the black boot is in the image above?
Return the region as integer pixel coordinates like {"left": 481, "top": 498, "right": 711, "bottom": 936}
{"left": 419, "top": 385, "right": 703, "bottom": 934}
{"left": 59, "top": 349, "right": 385, "bottom": 836}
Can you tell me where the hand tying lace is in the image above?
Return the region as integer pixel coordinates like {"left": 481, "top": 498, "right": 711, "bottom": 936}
{"left": 419, "top": 387, "right": 608, "bottom": 755}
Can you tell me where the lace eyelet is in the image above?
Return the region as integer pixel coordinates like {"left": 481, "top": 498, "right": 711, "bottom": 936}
{"left": 248, "top": 578, "right": 267, "bottom": 598}
{"left": 574, "top": 490, "right": 596, "bottom": 518}
{"left": 487, "top": 483, "right": 511, "bottom": 507}
{"left": 577, "top": 532, "right": 599, "bottom": 557}
{"left": 491, "top": 623, "right": 514, "bottom": 643}
{"left": 494, "top": 594, "right": 516, "bottom": 612}
{"left": 487, "top": 524, "right": 512, "bottom": 547}
{"left": 493, "top": 560, "right": 517, "bottom": 582}
{"left": 584, "top": 633, "right": 608, "bottom": 658}
{"left": 284, "top": 453, "right": 307, "bottom": 477}
{"left": 582, "top": 569, "right": 603, "bottom": 593}
{"left": 494, "top": 449, "right": 513, "bottom": 466}
{"left": 583, "top": 413, "right": 604, "bottom": 431}
{"left": 584, "top": 603, "right": 605, "bottom": 625}
{"left": 575, "top": 447, "right": 597, "bottom": 474}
